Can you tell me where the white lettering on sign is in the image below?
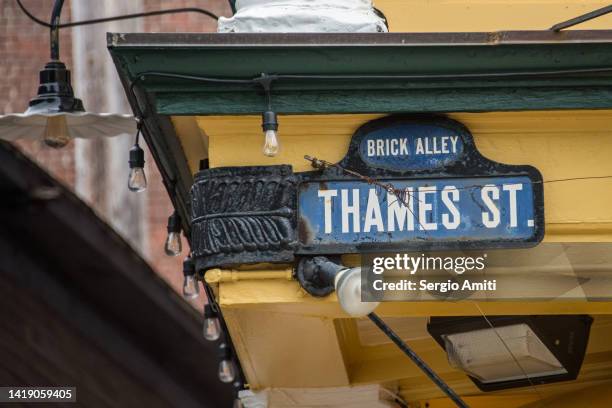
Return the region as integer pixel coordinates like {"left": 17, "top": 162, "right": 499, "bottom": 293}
{"left": 318, "top": 189, "right": 337, "bottom": 233}
{"left": 481, "top": 185, "right": 500, "bottom": 228}
{"left": 341, "top": 189, "right": 360, "bottom": 233}
{"left": 503, "top": 183, "right": 522, "bottom": 228}
{"left": 441, "top": 186, "right": 460, "bottom": 229}
{"left": 415, "top": 136, "right": 459, "bottom": 155}
{"left": 364, "top": 189, "right": 384, "bottom": 232}
{"left": 418, "top": 186, "right": 437, "bottom": 231}
{"left": 316, "top": 182, "right": 529, "bottom": 234}
{"left": 367, "top": 135, "right": 459, "bottom": 157}
{"left": 387, "top": 188, "right": 415, "bottom": 232}
{"left": 367, "top": 138, "right": 410, "bottom": 157}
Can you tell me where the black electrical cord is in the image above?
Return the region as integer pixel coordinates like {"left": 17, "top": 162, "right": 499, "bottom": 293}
{"left": 368, "top": 312, "right": 469, "bottom": 408}
{"left": 550, "top": 5, "right": 612, "bottom": 32}
{"left": 129, "top": 66, "right": 612, "bottom": 89}
{"left": 126, "top": 72, "right": 263, "bottom": 123}
{"left": 15, "top": 0, "right": 218, "bottom": 29}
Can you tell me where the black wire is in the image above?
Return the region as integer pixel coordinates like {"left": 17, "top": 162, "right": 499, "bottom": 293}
{"left": 134, "top": 71, "right": 255, "bottom": 85}
{"left": 368, "top": 312, "right": 469, "bottom": 408}
{"left": 134, "top": 120, "right": 143, "bottom": 145}
{"left": 266, "top": 89, "right": 272, "bottom": 111}
{"left": 128, "top": 66, "right": 612, "bottom": 91}
{"left": 16, "top": 0, "right": 51, "bottom": 27}
{"left": 275, "top": 67, "right": 612, "bottom": 81}
{"left": 15, "top": 0, "right": 218, "bottom": 28}
{"left": 126, "top": 71, "right": 260, "bottom": 123}
{"left": 550, "top": 5, "right": 612, "bottom": 31}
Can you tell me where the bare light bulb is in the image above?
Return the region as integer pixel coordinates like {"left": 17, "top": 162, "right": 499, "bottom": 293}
{"left": 204, "top": 304, "right": 221, "bottom": 341}
{"left": 218, "top": 342, "right": 237, "bottom": 383}
{"left": 128, "top": 144, "right": 147, "bottom": 192}
{"left": 182, "top": 274, "right": 200, "bottom": 299}
{"left": 127, "top": 167, "right": 147, "bottom": 192}
{"left": 262, "top": 129, "right": 279, "bottom": 157}
{"left": 334, "top": 267, "right": 380, "bottom": 317}
{"left": 182, "top": 256, "right": 200, "bottom": 300}
{"left": 204, "top": 317, "right": 221, "bottom": 341}
{"left": 44, "top": 115, "right": 70, "bottom": 148}
{"left": 164, "top": 212, "right": 182, "bottom": 256}
{"left": 261, "top": 110, "right": 279, "bottom": 157}
{"left": 164, "top": 231, "right": 182, "bottom": 256}
{"left": 218, "top": 359, "right": 237, "bottom": 383}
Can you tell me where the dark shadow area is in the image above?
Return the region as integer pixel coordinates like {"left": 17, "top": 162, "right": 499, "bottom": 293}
{"left": 0, "top": 141, "right": 233, "bottom": 407}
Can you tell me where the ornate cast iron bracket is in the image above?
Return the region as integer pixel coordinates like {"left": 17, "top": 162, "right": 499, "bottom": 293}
{"left": 190, "top": 165, "right": 298, "bottom": 271}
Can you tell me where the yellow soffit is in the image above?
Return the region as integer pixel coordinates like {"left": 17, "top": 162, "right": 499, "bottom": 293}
{"left": 374, "top": 0, "right": 612, "bottom": 32}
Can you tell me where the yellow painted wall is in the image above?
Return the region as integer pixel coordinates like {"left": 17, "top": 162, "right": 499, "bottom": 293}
{"left": 374, "top": 0, "right": 612, "bottom": 32}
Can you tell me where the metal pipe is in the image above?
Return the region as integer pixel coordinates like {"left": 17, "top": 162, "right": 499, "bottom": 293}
{"left": 205, "top": 269, "right": 293, "bottom": 284}
{"left": 50, "top": 0, "right": 64, "bottom": 60}
{"left": 368, "top": 312, "right": 469, "bottom": 408}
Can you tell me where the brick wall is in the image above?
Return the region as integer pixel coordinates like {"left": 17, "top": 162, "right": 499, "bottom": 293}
{"left": 1, "top": 0, "right": 231, "bottom": 302}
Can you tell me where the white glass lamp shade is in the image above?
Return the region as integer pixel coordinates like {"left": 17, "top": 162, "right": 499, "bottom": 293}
{"left": 0, "top": 112, "right": 136, "bottom": 144}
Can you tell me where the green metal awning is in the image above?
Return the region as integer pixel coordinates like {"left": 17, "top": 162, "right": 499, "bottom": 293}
{"left": 109, "top": 31, "right": 612, "bottom": 116}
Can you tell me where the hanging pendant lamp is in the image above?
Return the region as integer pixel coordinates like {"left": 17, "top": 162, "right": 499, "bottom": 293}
{"left": 0, "top": 0, "right": 135, "bottom": 148}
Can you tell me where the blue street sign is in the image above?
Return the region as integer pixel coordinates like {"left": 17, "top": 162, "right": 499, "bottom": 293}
{"left": 297, "top": 116, "right": 544, "bottom": 252}
{"left": 299, "top": 176, "right": 536, "bottom": 247}
{"left": 359, "top": 123, "right": 465, "bottom": 171}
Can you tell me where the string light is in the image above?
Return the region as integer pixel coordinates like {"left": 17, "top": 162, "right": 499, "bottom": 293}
{"left": 164, "top": 211, "right": 182, "bottom": 256}
{"left": 261, "top": 110, "right": 279, "bottom": 157}
{"left": 202, "top": 282, "right": 243, "bottom": 387}
{"left": 260, "top": 75, "right": 279, "bottom": 157}
{"left": 182, "top": 256, "right": 200, "bottom": 300}
{"left": 218, "top": 342, "right": 237, "bottom": 383}
{"left": 127, "top": 130, "right": 147, "bottom": 192}
{"left": 203, "top": 304, "right": 221, "bottom": 341}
